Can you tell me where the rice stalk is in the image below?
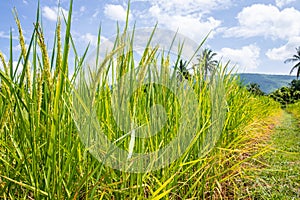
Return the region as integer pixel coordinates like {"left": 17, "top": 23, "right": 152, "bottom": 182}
{"left": 0, "top": 1, "right": 284, "bottom": 199}
{"left": 0, "top": 51, "right": 9, "bottom": 75}
{"left": 13, "top": 8, "right": 32, "bottom": 95}
{"left": 34, "top": 23, "right": 52, "bottom": 90}
{"left": 54, "top": 17, "right": 62, "bottom": 83}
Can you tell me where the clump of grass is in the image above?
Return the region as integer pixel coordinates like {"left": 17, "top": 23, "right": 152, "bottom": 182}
{"left": 0, "top": 1, "right": 283, "bottom": 199}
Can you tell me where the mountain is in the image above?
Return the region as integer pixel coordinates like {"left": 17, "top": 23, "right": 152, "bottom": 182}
{"left": 237, "top": 73, "right": 297, "bottom": 94}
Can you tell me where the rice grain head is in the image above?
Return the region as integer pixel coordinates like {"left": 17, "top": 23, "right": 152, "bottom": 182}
{"left": 35, "top": 23, "right": 52, "bottom": 90}
{"left": 0, "top": 51, "right": 9, "bottom": 74}
{"left": 13, "top": 8, "right": 32, "bottom": 95}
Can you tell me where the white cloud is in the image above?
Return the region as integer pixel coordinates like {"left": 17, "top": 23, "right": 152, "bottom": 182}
{"left": 0, "top": 61, "right": 23, "bottom": 76}
{"left": 42, "top": 6, "right": 68, "bottom": 21}
{"left": 145, "top": 0, "right": 232, "bottom": 15}
{"left": 42, "top": 6, "right": 57, "bottom": 21}
{"left": 266, "top": 37, "right": 300, "bottom": 61}
{"left": 79, "top": 33, "right": 107, "bottom": 47}
{"left": 217, "top": 44, "right": 261, "bottom": 72}
{"left": 223, "top": 4, "right": 300, "bottom": 40}
{"left": 130, "top": 0, "right": 229, "bottom": 42}
{"left": 148, "top": 5, "right": 221, "bottom": 42}
{"left": 92, "top": 10, "right": 99, "bottom": 18}
{"left": 80, "top": 33, "right": 98, "bottom": 46}
{"left": 275, "top": 0, "right": 296, "bottom": 8}
{"left": 13, "top": 44, "right": 29, "bottom": 52}
{"left": 104, "top": 4, "right": 132, "bottom": 22}
{"left": 0, "top": 55, "right": 30, "bottom": 76}
{"left": 23, "top": 0, "right": 28, "bottom": 5}
{"left": 0, "top": 31, "right": 18, "bottom": 40}
{"left": 80, "top": 6, "right": 86, "bottom": 12}
{"left": 12, "top": 61, "right": 24, "bottom": 77}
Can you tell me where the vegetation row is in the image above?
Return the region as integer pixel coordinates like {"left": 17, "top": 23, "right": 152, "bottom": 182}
{"left": 0, "top": 1, "right": 292, "bottom": 199}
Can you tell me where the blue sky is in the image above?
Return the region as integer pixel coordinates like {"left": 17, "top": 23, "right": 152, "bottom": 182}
{"left": 0, "top": 0, "right": 300, "bottom": 75}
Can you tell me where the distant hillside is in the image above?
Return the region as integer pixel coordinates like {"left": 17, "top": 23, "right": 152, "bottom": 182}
{"left": 237, "top": 73, "right": 297, "bottom": 94}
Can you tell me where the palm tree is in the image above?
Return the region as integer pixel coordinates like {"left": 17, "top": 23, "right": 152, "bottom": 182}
{"left": 197, "top": 48, "right": 218, "bottom": 79}
{"left": 176, "top": 59, "right": 191, "bottom": 82}
{"left": 284, "top": 46, "right": 300, "bottom": 79}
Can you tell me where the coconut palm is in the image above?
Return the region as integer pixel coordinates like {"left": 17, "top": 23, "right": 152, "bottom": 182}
{"left": 197, "top": 48, "right": 218, "bottom": 79}
{"left": 284, "top": 46, "right": 300, "bottom": 79}
{"left": 176, "top": 59, "right": 191, "bottom": 82}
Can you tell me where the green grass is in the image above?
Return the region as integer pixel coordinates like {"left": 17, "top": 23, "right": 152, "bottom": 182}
{"left": 244, "top": 110, "right": 300, "bottom": 199}
{"left": 287, "top": 101, "right": 300, "bottom": 119}
{"left": 0, "top": 1, "right": 284, "bottom": 199}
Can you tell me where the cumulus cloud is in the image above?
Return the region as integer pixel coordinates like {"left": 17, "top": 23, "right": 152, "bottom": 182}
{"left": 148, "top": 5, "right": 221, "bottom": 42}
{"left": 275, "top": 0, "right": 296, "bottom": 8}
{"left": 79, "top": 33, "right": 107, "bottom": 47}
{"left": 145, "top": 0, "right": 232, "bottom": 15}
{"left": 127, "top": 0, "right": 232, "bottom": 42}
{"left": 266, "top": 37, "right": 300, "bottom": 61}
{"left": 42, "top": 6, "right": 68, "bottom": 21}
{"left": 217, "top": 44, "right": 261, "bottom": 72}
{"left": 223, "top": 4, "right": 300, "bottom": 40}
{"left": 104, "top": 4, "right": 132, "bottom": 22}
{"left": 80, "top": 33, "right": 98, "bottom": 46}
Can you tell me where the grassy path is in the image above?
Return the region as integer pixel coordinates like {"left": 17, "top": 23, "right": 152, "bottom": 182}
{"left": 249, "top": 111, "right": 300, "bottom": 199}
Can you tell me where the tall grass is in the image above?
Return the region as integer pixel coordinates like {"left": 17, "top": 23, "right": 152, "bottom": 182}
{"left": 0, "top": 1, "right": 282, "bottom": 199}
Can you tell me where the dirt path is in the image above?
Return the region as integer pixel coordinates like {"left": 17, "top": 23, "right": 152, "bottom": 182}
{"left": 249, "top": 111, "right": 300, "bottom": 199}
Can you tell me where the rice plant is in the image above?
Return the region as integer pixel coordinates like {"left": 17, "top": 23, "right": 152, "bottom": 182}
{"left": 0, "top": 1, "right": 282, "bottom": 199}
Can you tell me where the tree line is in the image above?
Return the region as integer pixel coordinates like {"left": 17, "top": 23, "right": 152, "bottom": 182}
{"left": 182, "top": 45, "right": 300, "bottom": 107}
{"left": 247, "top": 46, "right": 300, "bottom": 107}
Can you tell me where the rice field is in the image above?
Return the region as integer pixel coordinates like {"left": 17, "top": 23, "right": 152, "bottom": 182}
{"left": 0, "top": 1, "right": 284, "bottom": 199}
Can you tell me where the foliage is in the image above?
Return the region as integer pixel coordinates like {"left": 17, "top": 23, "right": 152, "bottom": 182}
{"left": 286, "top": 101, "right": 300, "bottom": 119}
{"left": 196, "top": 48, "right": 218, "bottom": 79}
{"left": 0, "top": 2, "right": 282, "bottom": 199}
{"left": 176, "top": 59, "right": 191, "bottom": 81}
{"left": 269, "top": 79, "right": 300, "bottom": 106}
{"left": 284, "top": 46, "right": 300, "bottom": 79}
{"left": 246, "top": 82, "right": 265, "bottom": 96}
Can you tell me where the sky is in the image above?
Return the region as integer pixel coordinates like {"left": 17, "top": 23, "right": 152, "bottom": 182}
{"left": 0, "top": 0, "right": 300, "bottom": 75}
